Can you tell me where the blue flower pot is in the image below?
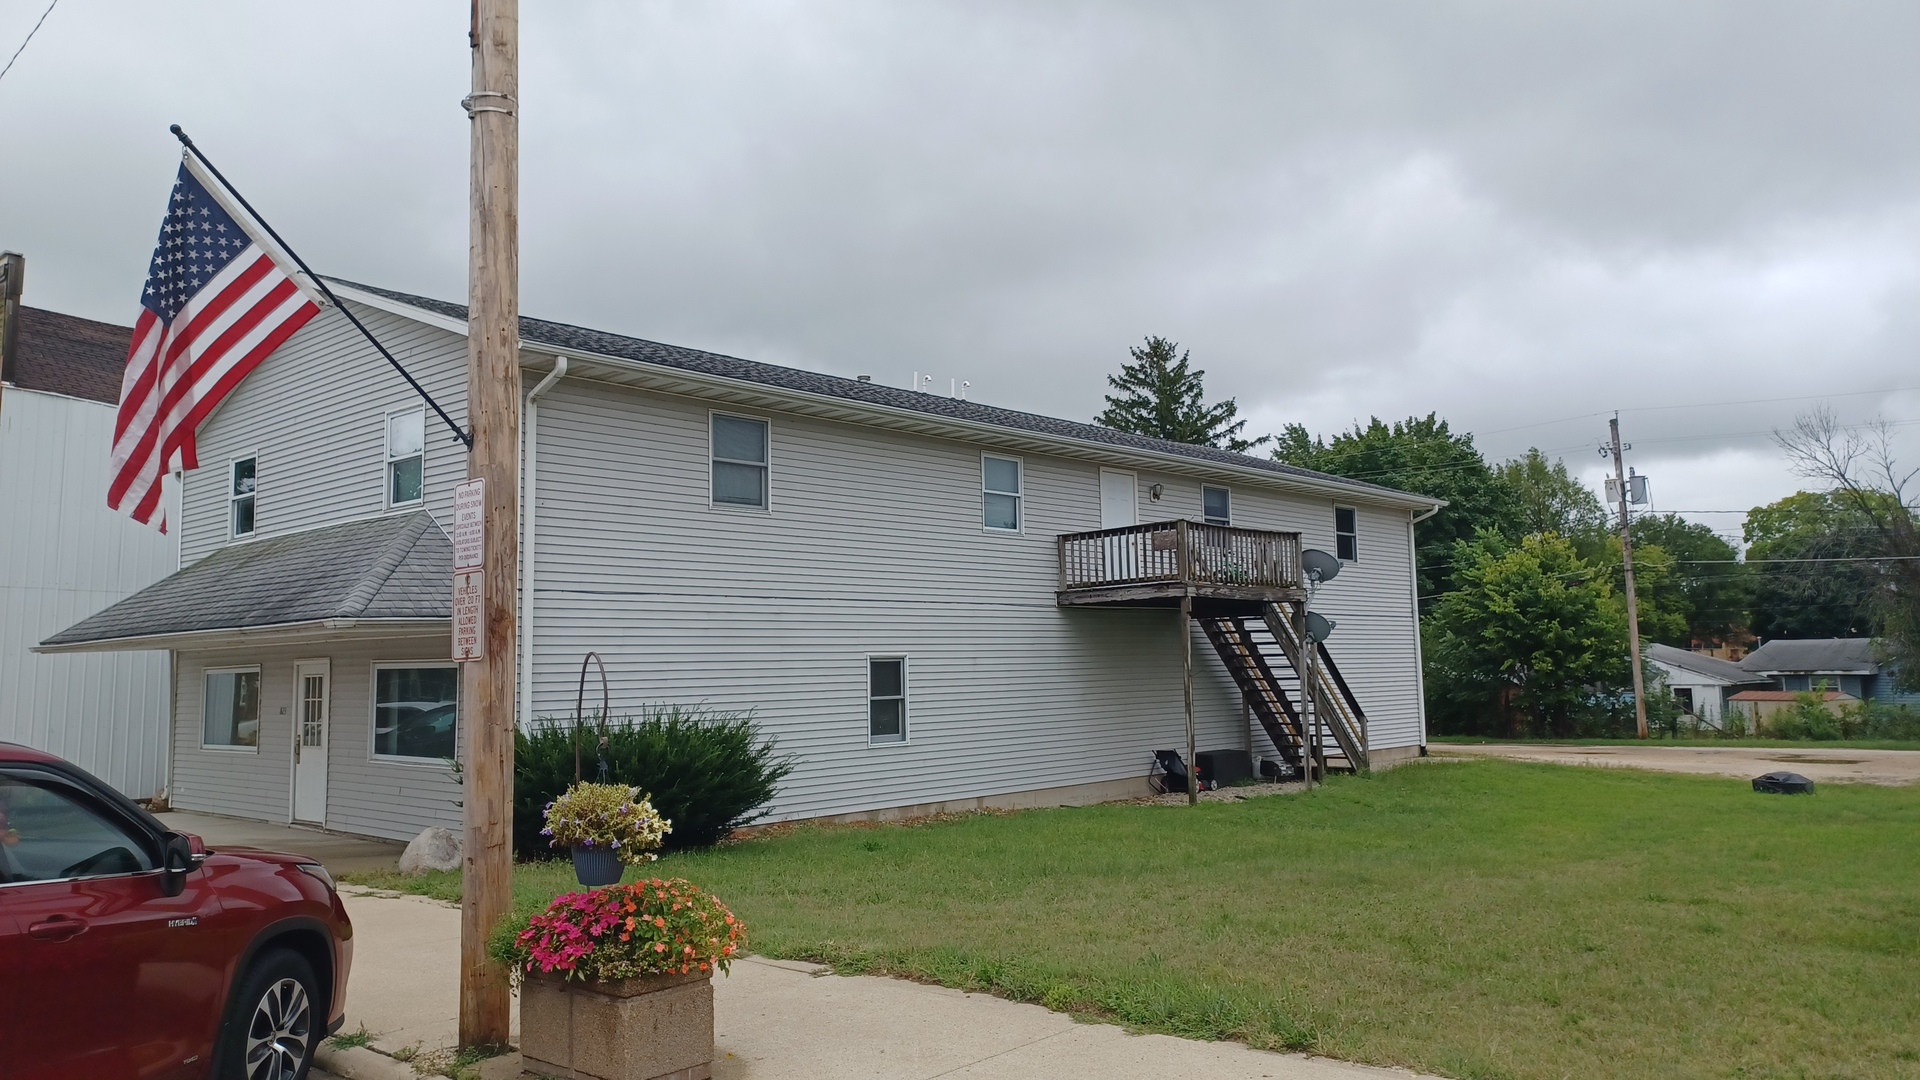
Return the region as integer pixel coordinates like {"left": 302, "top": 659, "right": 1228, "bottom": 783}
{"left": 570, "top": 845, "right": 623, "bottom": 887}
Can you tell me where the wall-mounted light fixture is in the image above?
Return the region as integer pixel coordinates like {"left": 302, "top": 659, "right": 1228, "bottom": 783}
{"left": 1148, "top": 483, "right": 1164, "bottom": 501}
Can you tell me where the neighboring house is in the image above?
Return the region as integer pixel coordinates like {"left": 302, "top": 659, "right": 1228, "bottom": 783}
{"left": 1644, "top": 643, "right": 1770, "bottom": 729}
{"left": 0, "top": 294, "right": 176, "bottom": 798}
{"left": 1726, "top": 689, "right": 1859, "bottom": 725}
{"left": 41, "top": 281, "right": 1442, "bottom": 841}
{"left": 1738, "top": 638, "right": 1920, "bottom": 706}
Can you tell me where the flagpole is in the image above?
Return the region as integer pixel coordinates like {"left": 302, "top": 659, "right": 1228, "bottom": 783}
{"left": 458, "top": 0, "right": 519, "bottom": 1049}
{"left": 168, "top": 125, "right": 471, "bottom": 450}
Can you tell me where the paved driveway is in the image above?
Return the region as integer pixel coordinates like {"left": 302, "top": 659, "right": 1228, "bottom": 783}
{"left": 156, "top": 810, "right": 405, "bottom": 873}
{"left": 1429, "top": 743, "right": 1920, "bottom": 786}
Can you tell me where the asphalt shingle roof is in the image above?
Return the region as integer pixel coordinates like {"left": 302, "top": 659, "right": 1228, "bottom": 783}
{"left": 1739, "top": 638, "right": 1880, "bottom": 676}
{"left": 5, "top": 306, "right": 132, "bottom": 406}
{"left": 42, "top": 512, "right": 450, "bottom": 647}
{"left": 1646, "top": 643, "right": 1769, "bottom": 684}
{"left": 330, "top": 279, "right": 1433, "bottom": 504}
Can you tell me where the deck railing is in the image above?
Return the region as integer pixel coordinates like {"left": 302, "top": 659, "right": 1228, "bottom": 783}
{"left": 1057, "top": 520, "right": 1303, "bottom": 592}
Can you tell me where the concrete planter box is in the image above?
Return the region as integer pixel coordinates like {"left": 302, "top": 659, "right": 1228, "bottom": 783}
{"left": 519, "top": 968, "right": 714, "bottom": 1080}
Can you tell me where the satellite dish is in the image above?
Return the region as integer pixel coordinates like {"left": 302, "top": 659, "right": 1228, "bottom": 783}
{"left": 1301, "top": 548, "right": 1342, "bottom": 584}
{"left": 1306, "top": 611, "right": 1337, "bottom": 643}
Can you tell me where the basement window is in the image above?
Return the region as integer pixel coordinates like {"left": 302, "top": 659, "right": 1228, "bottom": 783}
{"left": 869, "top": 657, "right": 907, "bottom": 744}
{"left": 1335, "top": 506, "right": 1357, "bottom": 562}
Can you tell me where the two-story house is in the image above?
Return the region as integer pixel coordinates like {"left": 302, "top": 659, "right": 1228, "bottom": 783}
{"left": 41, "top": 281, "right": 1441, "bottom": 841}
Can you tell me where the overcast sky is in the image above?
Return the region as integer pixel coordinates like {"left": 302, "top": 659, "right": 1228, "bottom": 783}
{"left": 6, "top": 1, "right": 1919, "bottom": 543}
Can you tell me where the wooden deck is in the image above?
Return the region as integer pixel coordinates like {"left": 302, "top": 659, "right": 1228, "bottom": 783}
{"left": 1056, "top": 520, "right": 1306, "bottom": 607}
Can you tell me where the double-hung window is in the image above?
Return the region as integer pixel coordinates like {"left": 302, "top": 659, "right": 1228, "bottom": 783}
{"left": 203, "top": 668, "right": 261, "bottom": 750}
{"left": 1335, "top": 506, "right": 1358, "bottom": 561}
{"left": 982, "top": 454, "right": 1022, "bottom": 531}
{"left": 230, "top": 457, "right": 257, "bottom": 538}
{"left": 711, "top": 414, "right": 769, "bottom": 509}
{"left": 373, "top": 664, "right": 459, "bottom": 762}
{"left": 868, "top": 657, "right": 907, "bottom": 744}
{"left": 1202, "top": 485, "right": 1231, "bottom": 527}
{"left": 387, "top": 408, "right": 425, "bottom": 508}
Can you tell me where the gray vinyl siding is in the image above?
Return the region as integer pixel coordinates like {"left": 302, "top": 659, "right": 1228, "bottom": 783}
{"left": 169, "top": 301, "right": 1428, "bottom": 833}
{"left": 170, "top": 635, "right": 460, "bottom": 840}
{"left": 526, "top": 378, "right": 1423, "bottom": 822}
{"left": 180, "top": 305, "right": 469, "bottom": 566}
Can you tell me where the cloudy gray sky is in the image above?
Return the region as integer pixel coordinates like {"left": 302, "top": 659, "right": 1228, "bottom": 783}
{"left": 6, "top": 1, "right": 1919, "bottom": 542}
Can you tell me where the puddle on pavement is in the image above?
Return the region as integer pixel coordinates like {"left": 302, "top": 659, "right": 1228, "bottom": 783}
{"left": 1767, "top": 755, "right": 1866, "bottom": 764}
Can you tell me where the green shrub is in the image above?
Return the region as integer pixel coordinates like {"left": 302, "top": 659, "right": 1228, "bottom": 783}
{"left": 1862, "top": 702, "right": 1920, "bottom": 740}
{"left": 515, "top": 707, "right": 794, "bottom": 858}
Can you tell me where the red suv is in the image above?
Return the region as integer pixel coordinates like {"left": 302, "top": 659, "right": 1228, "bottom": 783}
{"left": 0, "top": 741, "right": 353, "bottom": 1080}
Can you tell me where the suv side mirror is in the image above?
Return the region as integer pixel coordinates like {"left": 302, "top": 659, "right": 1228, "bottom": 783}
{"left": 160, "top": 832, "right": 195, "bottom": 898}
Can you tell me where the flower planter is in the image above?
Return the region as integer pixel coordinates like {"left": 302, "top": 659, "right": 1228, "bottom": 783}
{"left": 571, "top": 844, "right": 624, "bottom": 887}
{"left": 520, "top": 968, "right": 714, "bottom": 1080}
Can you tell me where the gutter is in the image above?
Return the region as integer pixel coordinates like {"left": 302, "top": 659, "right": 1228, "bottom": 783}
{"left": 520, "top": 356, "right": 568, "bottom": 728}
{"left": 34, "top": 617, "right": 449, "bottom": 655}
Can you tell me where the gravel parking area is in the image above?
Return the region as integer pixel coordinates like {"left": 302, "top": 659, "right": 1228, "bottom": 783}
{"left": 1429, "top": 743, "right": 1920, "bottom": 785}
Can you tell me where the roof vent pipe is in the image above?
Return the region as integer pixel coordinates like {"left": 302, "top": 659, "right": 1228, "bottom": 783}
{"left": 856, "top": 374, "right": 871, "bottom": 383}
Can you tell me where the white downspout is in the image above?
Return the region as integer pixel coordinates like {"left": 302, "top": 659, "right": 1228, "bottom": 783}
{"left": 1408, "top": 504, "right": 1440, "bottom": 751}
{"left": 519, "top": 356, "right": 568, "bottom": 729}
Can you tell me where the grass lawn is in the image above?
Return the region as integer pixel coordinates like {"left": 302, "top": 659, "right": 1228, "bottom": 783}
{"left": 1430, "top": 734, "right": 1920, "bottom": 751}
{"left": 348, "top": 761, "right": 1920, "bottom": 1080}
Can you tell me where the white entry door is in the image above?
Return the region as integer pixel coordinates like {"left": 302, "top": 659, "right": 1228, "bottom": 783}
{"left": 1100, "top": 469, "right": 1137, "bottom": 529}
{"left": 292, "top": 660, "right": 330, "bottom": 824}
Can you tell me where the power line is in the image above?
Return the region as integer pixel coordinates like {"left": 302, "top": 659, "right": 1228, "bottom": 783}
{"left": 0, "top": 0, "right": 60, "bottom": 86}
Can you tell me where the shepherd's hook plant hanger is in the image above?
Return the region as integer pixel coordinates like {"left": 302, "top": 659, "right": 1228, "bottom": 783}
{"left": 573, "top": 651, "right": 611, "bottom": 784}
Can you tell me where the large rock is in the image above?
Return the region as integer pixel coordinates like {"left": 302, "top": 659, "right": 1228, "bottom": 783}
{"left": 397, "top": 827, "right": 463, "bottom": 874}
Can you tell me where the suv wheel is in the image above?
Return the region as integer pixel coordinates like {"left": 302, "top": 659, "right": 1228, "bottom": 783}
{"left": 221, "top": 949, "right": 319, "bottom": 1080}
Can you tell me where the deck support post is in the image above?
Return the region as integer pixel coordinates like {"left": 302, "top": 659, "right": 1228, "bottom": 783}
{"left": 1294, "top": 600, "right": 1318, "bottom": 788}
{"left": 1181, "top": 592, "right": 1196, "bottom": 806}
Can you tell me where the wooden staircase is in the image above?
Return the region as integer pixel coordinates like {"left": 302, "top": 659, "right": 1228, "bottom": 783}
{"left": 1197, "top": 602, "right": 1369, "bottom": 774}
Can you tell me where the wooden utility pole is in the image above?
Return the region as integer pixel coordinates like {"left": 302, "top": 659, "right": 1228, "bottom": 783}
{"left": 459, "top": 0, "right": 519, "bottom": 1048}
{"left": 0, "top": 252, "right": 23, "bottom": 427}
{"left": 1608, "top": 415, "right": 1650, "bottom": 740}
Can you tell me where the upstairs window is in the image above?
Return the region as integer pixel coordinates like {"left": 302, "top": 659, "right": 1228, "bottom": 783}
{"left": 230, "top": 457, "right": 257, "bottom": 538}
{"left": 869, "top": 657, "right": 907, "bottom": 744}
{"left": 711, "top": 414, "right": 769, "bottom": 509}
{"left": 983, "top": 454, "right": 1022, "bottom": 531}
{"left": 1335, "top": 506, "right": 1358, "bottom": 561}
{"left": 387, "top": 408, "right": 425, "bottom": 507}
{"left": 1202, "top": 485, "right": 1231, "bottom": 527}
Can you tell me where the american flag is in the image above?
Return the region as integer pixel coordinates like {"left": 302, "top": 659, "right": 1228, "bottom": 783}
{"left": 108, "top": 158, "right": 320, "bottom": 530}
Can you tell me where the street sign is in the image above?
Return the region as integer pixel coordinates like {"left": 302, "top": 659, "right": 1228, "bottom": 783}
{"left": 452, "top": 569, "right": 483, "bottom": 662}
{"left": 453, "top": 478, "right": 485, "bottom": 571}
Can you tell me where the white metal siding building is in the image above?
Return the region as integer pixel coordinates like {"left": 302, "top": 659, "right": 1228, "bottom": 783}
{"left": 44, "top": 284, "right": 1440, "bottom": 840}
{"left": 1, "top": 307, "right": 176, "bottom": 798}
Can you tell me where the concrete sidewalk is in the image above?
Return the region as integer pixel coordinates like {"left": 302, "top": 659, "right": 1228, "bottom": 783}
{"left": 158, "top": 810, "right": 406, "bottom": 874}
{"left": 1429, "top": 742, "right": 1920, "bottom": 785}
{"left": 330, "top": 887, "right": 1427, "bottom": 1080}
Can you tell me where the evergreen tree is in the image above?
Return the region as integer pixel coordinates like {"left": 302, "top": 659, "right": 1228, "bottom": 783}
{"left": 1096, "top": 336, "right": 1267, "bottom": 452}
